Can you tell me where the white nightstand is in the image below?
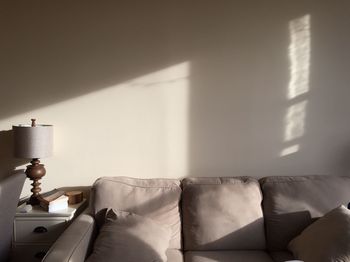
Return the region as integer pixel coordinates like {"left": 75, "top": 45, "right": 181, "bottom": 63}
{"left": 11, "top": 200, "right": 87, "bottom": 262}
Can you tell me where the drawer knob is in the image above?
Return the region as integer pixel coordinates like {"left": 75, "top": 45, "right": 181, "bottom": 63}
{"left": 33, "top": 226, "right": 48, "bottom": 233}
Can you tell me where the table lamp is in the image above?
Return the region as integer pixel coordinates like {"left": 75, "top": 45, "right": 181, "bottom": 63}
{"left": 13, "top": 119, "right": 53, "bottom": 205}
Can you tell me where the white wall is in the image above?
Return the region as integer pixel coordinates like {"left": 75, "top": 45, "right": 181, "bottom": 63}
{"left": 1, "top": 0, "right": 350, "bottom": 198}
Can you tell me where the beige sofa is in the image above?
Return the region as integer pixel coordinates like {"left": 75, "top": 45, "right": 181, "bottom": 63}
{"left": 43, "top": 175, "right": 350, "bottom": 262}
{"left": 0, "top": 170, "right": 26, "bottom": 262}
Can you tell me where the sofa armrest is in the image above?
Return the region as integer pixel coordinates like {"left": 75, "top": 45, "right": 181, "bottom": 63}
{"left": 43, "top": 211, "right": 96, "bottom": 262}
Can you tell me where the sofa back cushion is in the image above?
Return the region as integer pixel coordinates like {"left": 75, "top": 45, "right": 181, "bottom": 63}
{"left": 260, "top": 175, "right": 350, "bottom": 251}
{"left": 91, "top": 177, "right": 182, "bottom": 249}
{"left": 182, "top": 177, "right": 266, "bottom": 251}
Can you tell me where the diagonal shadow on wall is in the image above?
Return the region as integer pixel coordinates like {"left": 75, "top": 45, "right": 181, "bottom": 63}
{"left": 0, "top": 0, "right": 192, "bottom": 120}
{"left": 0, "top": 130, "right": 27, "bottom": 178}
{"left": 1, "top": 0, "right": 350, "bottom": 183}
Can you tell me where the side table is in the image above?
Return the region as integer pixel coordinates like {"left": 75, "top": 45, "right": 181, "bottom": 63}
{"left": 11, "top": 200, "right": 87, "bottom": 262}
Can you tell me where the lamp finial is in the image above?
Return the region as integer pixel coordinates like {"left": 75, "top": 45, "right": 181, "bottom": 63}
{"left": 31, "top": 119, "right": 36, "bottom": 127}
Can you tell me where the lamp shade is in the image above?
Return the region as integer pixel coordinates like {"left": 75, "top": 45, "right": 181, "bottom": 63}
{"left": 13, "top": 124, "right": 53, "bottom": 159}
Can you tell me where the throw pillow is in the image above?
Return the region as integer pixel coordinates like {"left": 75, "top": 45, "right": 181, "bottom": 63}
{"left": 87, "top": 209, "right": 172, "bottom": 262}
{"left": 288, "top": 205, "right": 350, "bottom": 262}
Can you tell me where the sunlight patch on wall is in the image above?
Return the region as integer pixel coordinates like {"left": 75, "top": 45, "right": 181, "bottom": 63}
{"left": 123, "top": 62, "right": 190, "bottom": 176}
{"left": 0, "top": 61, "right": 191, "bottom": 197}
{"left": 280, "top": 144, "right": 300, "bottom": 157}
{"left": 287, "top": 15, "right": 310, "bottom": 100}
{"left": 284, "top": 101, "right": 308, "bottom": 142}
{"left": 281, "top": 14, "right": 311, "bottom": 157}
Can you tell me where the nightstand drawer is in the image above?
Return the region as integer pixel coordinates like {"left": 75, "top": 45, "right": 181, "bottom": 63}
{"left": 14, "top": 219, "right": 67, "bottom": 243}
{"left": 12, "top": 244, "right": 51, "bottom": 262}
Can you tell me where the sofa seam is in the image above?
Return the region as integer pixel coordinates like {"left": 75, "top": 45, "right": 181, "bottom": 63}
{"left": 260, "top": 176, "right": 350, "bottom": 185}
{"left": 182, "top": 182, "right": 257, "bottom": 186}
{"left": 93, "top": 179, "right": 181, "bottom": 189}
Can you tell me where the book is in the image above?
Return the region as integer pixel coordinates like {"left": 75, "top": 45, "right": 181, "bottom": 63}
{"left": 17, "top": 189, "right": 65, "bottom": 207}
{"left": 38, "top": 189, "right": 65, "bottom": 205}
{"left": 40, "top": 195, "right": 69, "bottom": 212}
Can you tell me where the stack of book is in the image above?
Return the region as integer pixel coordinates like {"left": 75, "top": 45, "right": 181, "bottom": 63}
{"left": 37, "top": 189, "right": 69, "bottom": 212}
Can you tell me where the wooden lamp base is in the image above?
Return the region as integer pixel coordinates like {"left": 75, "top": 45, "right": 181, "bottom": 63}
{"left": 25, "top": 158, "right": 46, "bottom": 205}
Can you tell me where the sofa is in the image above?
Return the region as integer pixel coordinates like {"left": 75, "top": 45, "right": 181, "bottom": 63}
{"left": 0, "top": 170, "right": 26, "bottom": 262}
{"left": 42, "top": 175, "right": 350, "bottom": 262}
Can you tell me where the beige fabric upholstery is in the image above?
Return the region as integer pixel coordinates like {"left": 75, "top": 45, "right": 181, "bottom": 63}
{"left": 185, "top": 251, "right": 274, "bottom": 262}
{"left": 45, "top": 175, "right": 350, "bottom": 262}
{"left": 166, "top": 249, "right": 184, "bottom": 262}
{"left": 269, "top": 251, "right": 295, "bottom": 262}
{"left": 42, "top": 211, "right": 96, "bottom": 262}
{"left": 91, "top": 177, "right": 182, "bottom": 249}
{"left": 260, "top": 175, "right": 350, "bottom": 251}
{"left": 0, "top": 171, "right": 25, "bottom": 261}
{"left": 182, "top": 177, "right": 265, "bottom": 251}
{"left": 87, "top": 209, "right": 172, "bottom": 262}
{"left": 288, "top": 205, "right": 350, "bottom": 262}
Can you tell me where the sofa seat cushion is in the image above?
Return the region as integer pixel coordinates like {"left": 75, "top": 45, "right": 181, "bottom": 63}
{"left": 182, "top": 177, "right": 265, "bottom": 251}
{"left": 185, "top": 251, "right": 274, "bottom": 262}
{"left": 260, "top": 175, "right": 350, "bottom": 251}
{"left": 167, "top": 249, "right": 184, "bottom": 262}
{"left": 91, "top": 177, "right": 182, "bottom": 249}
{"left": 269, "top": 251, "right": 295, "bottom": 262}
